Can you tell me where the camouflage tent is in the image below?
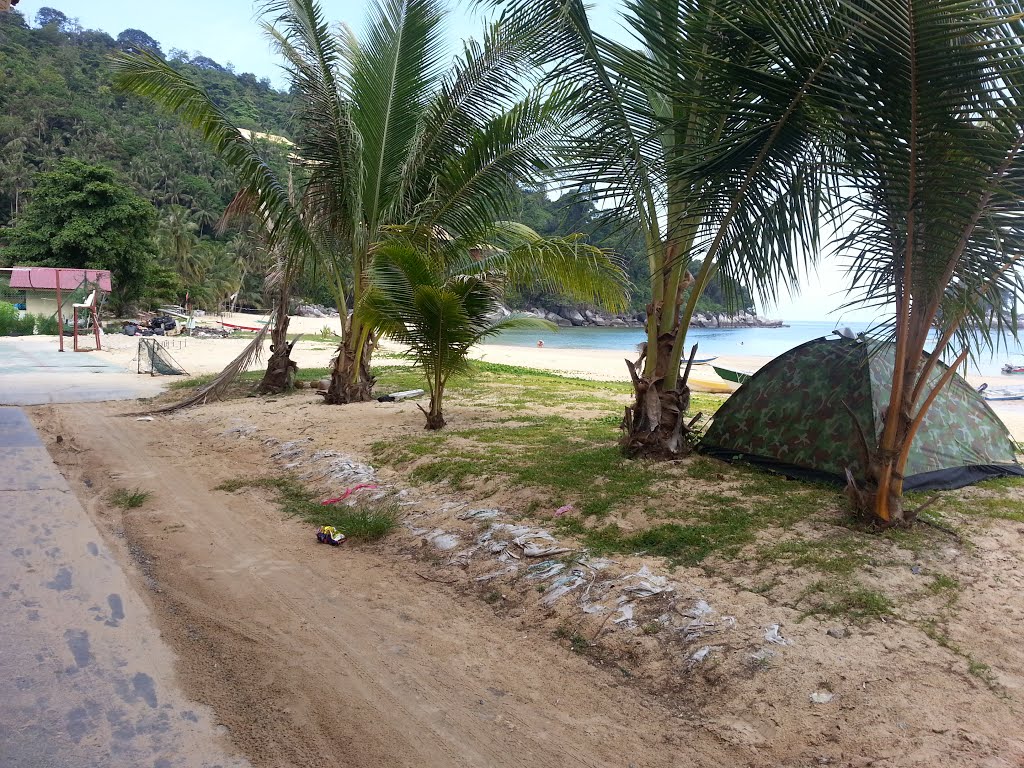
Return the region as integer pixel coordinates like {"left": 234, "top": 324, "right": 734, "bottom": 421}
{"left": 701, "top": 336, "right": 1024, "bottom": 491}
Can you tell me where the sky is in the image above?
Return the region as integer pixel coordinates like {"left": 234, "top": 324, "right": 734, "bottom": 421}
{"left": 12, "top": 0, "right": 871, "bottom": 321}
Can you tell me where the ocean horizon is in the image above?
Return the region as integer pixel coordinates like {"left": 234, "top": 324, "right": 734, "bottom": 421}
{"left": 492, "top": 320, "right": 1024, "bottom": 379}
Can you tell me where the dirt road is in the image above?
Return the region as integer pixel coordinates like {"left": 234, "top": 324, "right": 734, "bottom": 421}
{"left": 30, "top": 401, "right": 1024, "bottom": 768}
{"left": 31, "top": 403, "right": 722, "bottom": 768}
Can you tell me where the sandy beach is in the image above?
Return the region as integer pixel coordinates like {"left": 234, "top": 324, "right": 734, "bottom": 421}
{"left": 18, "top": 311, "right": 1024, "bottom": 438}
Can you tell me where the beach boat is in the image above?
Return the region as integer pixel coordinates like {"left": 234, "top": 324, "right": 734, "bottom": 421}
{"left": 218, "top": 320, "right": 266, "bottom": 332}
{"left": 692, "top": 356, "right": 717, "bottom": 365}
{"left": 1001, "top": 363, "right": 1024, "bottom": 374}
{"left": 711, "top": 365, "right": 753, "bottom": 384}
{"left": 978, "top": 383, "right": 1024, "bottom": 401}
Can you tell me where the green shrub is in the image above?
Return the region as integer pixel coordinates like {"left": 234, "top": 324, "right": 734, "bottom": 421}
{"left": 34, "top": 313, "right": 59, "bottom": 335}
{"left": 0, "top": 302, "right": 17, "bottom": 335}
{"left": 15, "top": 313, "right": 36, "bottom": 335}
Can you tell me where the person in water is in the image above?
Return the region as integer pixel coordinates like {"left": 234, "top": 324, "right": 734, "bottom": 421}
{"left": 537, "top": 340, "right": 544, "bottom": 348}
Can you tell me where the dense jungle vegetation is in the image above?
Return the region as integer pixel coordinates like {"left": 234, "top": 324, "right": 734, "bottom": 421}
{"left": 0, "top": 6, "right": 752, "bottom": 315}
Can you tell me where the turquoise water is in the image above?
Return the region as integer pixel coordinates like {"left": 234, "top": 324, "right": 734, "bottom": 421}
{"left": 492, "top": 320, "right": 1024, "bottom": 379}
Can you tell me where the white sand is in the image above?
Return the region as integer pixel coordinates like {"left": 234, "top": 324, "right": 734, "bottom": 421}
{"left": 31, "top": 311, "right": 1024, "bottom": 439}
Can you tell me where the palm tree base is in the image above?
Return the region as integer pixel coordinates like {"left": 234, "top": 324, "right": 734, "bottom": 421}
{"left": 844, "top": 471, "right": 914, "bottom": 528}
{"left": 256, "top": 342, "right": 298, "bottom": 394}
{"left": 619, "top": 384, "right": 694, "bottom": 459}
{"left": 423, "top": 411, "right": 446, "bottom": 430}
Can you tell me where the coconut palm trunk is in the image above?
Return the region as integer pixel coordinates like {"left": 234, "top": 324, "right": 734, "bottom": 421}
{"left": 804, "top": 0, "right": 1024, "bottom": 526}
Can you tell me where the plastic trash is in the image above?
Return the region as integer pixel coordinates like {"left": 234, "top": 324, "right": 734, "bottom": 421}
{"left": 764, "top": 624, "right": 789, "bottom": 645}
{"left": 689, "top": 646, "right": 716, "bottom": 664}
{"left": 135, "top": 416, "right": 154, "bottom": 422}
{"left": 425, "top": 530, "right": 460, "bottom": 550}
{"left": 458, "top": 508, "right": 501, "bottom": 520}
{"left": 809, "top": 692, "right": 835, "bottom": 704}
{"left": 526, "top": 561, "right": 565, "bottom": 580}
{"left": 475, "top": 564, "right": 518, "bottom": 582}
{"left": 540, "top": 575, "right": 585, "bottom": 606}
{"left": 321, "top": 483, "right": 379, "bottom": 505}
{"left": 316, "top": 525, "right": 346, "bottom": 546}
{"left": 554, "top": 504, "right": 574, "bottom": 517}
{"left": 613, "top": 602, "right": 635, "bottom": 625}
{"left": 622, "top": 565, "right": 672, "bottom": 598}
{"left": 512, "top": 531, "right": 570, "bottom": 558}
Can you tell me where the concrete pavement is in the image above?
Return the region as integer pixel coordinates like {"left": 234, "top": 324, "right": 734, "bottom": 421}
{"left": 0, "top": 338, "right": 166, "bottom": 405}
{"left": 0, "top": 344, "right": 250, "bottom": 767}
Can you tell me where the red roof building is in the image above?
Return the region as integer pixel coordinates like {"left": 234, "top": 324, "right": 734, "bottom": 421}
{"left": 9, "top": 267, "right": 112, "bottom": 293}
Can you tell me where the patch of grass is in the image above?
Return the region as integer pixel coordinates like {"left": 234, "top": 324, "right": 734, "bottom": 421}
{"left": 641, "top": 622, "right": 663, "bottom": 635}
{"left": 799, "top": 580, "right": 893, "bottom": 622}
{"left": 758, "top": 537, "right": 871, "bottom": 576}
{"left": 315, "top": 501, "right": 399, "bottom": 541}
{"left": 167, "top": 366, "right": 334, "bottom": 392}
{"left": 918, "top": 619, "right": 1002, "bottom": 693}
{"left": 109, "top": 487, "right": 151, "bottom": 510}
{"left": 379, "top": 414, "right": 661, "bottom": 516}
{"left": 216, "top": 475, "right": 398, "bottom": 541}
{"left": 927, "top": 573, "right": 961, "bottom": 595}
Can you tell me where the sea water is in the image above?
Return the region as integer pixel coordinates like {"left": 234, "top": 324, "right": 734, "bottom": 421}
{"left": 492, "top": 320, "right": 1024, "bottom": 379}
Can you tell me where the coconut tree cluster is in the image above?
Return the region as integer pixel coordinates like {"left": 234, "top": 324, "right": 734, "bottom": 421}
{"left": 114, "top": 0, "right": 1024, "bottom": 527}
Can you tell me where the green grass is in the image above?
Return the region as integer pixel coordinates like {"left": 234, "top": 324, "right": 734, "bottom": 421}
{"left": 109, "top": 487, "right": 151, "bottom": 510}
{"left": 758, "top": 537, "right": 871, "bottom": 576}
{"left": 168, "top": 366, "right": 335, "bottom": 391}
{"left": 799, "top": 580, "right": 894, "bottom": 622}
{"left": 216, "top": 475, "right": 398, "bottom": 541}
{"left": 376, "top": 413, "right": 662, "bottom": 516}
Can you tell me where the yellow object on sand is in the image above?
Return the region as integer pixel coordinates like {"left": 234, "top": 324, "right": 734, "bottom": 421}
{"left": 688, "top": 375, "right": 738, "bottom": 394}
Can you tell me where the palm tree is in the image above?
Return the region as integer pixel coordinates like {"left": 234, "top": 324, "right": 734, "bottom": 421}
{"left": 495, "top": 0, "right": 836, "bottom": 457}
{"left": 793, "top": 0, "right": 1024, "bottom": 525}
{"left": 156, "top": 205, "right": 200, "bottom": 282}
{"left": 114, "top": 0, "right": 623, "bottom": 406}
{"left": 360, "top": 237, "right": 554, "bottom": 429}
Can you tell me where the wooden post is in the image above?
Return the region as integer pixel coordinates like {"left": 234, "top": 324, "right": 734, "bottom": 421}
{"left": 55, "top": 269, "right": 64, "bottom": 352}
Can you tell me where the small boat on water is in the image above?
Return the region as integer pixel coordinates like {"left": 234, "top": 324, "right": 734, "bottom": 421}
{"left": 712, "top": 365, "right": 753, "bottom": 385}
{"left": 692, "top": 356, "right": 717, "bottom": 364}
{"left": 978, "top": 383, "right": 1024, "bottom": 401}
{"left": 1001, "top": 363, "right": 1024, "bottom": 375}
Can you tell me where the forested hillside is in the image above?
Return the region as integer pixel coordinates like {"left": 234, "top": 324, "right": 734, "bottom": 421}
{"left": 0, "top": 5, "right": 755, "bottom": 316}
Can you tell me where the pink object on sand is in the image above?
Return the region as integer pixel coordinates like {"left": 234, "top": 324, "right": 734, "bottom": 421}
{"left": 322, "top": 484, "right": 379, "bottom": 505}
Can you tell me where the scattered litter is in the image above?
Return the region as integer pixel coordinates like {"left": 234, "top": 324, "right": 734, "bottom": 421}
{"left": 622, "top": 566, "right": 672, "bottom": 598}
{"left": 827, "top": 627, "right": 848, "bottom": 639}
{"left": 448, "top": 549, "right": 476, "bottom": 568}
{"left": 424, "top": 530, "right": 460, "bottom": 550}
{"left": 555, "top": 504, "right": 574, "bottom": 517}
{"left": 683, "top": 599, "right": 714, "bottom": 619}
{"left": 577, "top": 557, "right": 616, "bottom": 571}
{"left": 322, "top": 483, "right": 379, "bottom": 505}
{"left": 526, "top": 561, "right": 565, "bottom": 580}
{"left": 613, "top": 602, "right": 635, "bottom": 625}
{"left": 582, "top": 602, "right": 608, "bottom": 614}
{"left": 458, "top": 508, "right": 501, "bottom": 521}
{"left": 512, "top": 531, "right": 571, "bottom": 558}
{"left": 911, "top": 564, "right": 922, "bottom": 575}
{"left": 809, "top": 692, "right": 835, "bottom": 704}
{"left": 689, "top": 645, "right": 717, "bottom": 664}
{"left": 765, "top": 624, "right": 790, "bottom": 645}
{"left": 751, "top": 648, "right": 776, "bottom": 663}
{"left": 316, "top": 525, "right": 345, "bottom": 546}
{"left": 475, "top": 565, "right": 518, "bottom": 582}
{"left": 135, "top": 416, "right": 154, "bottom": 422}
{"left": 540, "top": 575, "right": 586, "bottom": 606}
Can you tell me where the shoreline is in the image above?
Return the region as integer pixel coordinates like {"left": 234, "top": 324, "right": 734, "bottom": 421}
{"left": 14, "top": 311, "right": 1023, "bottom": 439}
